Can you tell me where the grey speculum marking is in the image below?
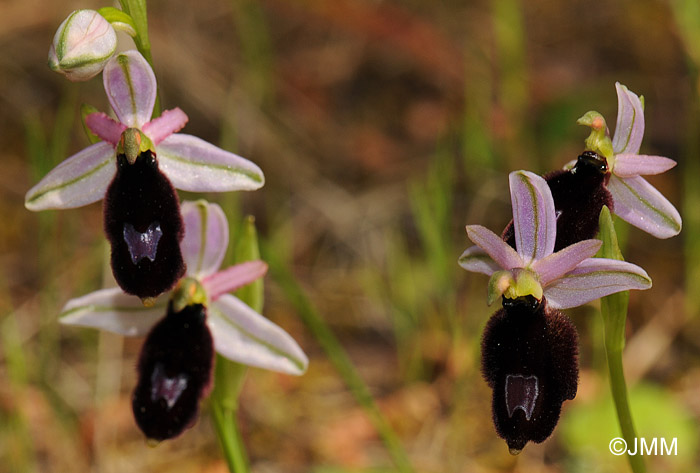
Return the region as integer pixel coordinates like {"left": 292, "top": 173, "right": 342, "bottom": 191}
{"left": 505, "top": 374, "right": 539, "bottom": 421}
{"left": 123, "top": 222, "right": 163, "bottom": 264}
{"left": 150, "top": 362, "right": 188, "bottom": 410}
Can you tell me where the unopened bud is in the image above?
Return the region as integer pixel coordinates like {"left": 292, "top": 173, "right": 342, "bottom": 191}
{"left": 48, "top": 10, "right": 117, "bottom": 82}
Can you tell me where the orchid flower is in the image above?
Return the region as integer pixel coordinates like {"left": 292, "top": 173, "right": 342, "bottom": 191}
{"left": 578, "top": 82, "right": 682, "bottom": 238}
{"left": 460, "top": 170, "right": 652, "bottom": 309}
{"left": 59, "top": 200, "right": 307, "bottom": 440}
{"left": 25, "top": 50, "right": 264, "bottom": 211}
{"left": 459, "top": 170, "right": 651, "bottom": 453}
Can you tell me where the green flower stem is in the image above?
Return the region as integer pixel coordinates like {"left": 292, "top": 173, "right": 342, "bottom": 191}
{"left": 598, "top": 207, "right": 646, "bottom": 473}
{"left": 264, "top": 243, "right": 414, "bottom": 473}
{"left": 211, "top": 395, "right": 249, "bottom": 473}
{"left": 210, "top": 216, "right": 262, "bottom": 472}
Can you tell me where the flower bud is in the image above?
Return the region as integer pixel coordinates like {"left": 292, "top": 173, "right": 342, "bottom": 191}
{"left": 48, "top": 10, "right": 117, "bottom": 82}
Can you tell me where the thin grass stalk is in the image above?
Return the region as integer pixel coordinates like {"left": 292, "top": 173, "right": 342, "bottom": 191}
{"left": 264, "top": 243, "right": 415, "bottom": 473}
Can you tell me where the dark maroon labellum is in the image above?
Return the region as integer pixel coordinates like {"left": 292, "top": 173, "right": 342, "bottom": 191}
{"left": 481, "top": 296, "right": 578, "bottom": 453}
{"left": 132, "top": 302, "right": 214, "bottom": 441}
{"left": 104, "top": 150, "right": 186, "bottom": 299}
{"left": 503, "top": 151, "right": 613, "bottom": 251}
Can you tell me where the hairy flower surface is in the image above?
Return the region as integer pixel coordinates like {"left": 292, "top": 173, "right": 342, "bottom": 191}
{"left": 60, "top": 200, "right": 307, "bottom": 440}
{"left": 481, "top": 296, "right": 578, "bottom": 454}
{"left": 48, "top": 9, "right": 117, "bottom": 81}
{"left": 26, "top": 50, "right": 264, "bottom": 211}
{"left": 460, "top": 170, "right": 651, "bottom": 452}
{"left": 103, "top": 137, "right": 185, "bottom": 300}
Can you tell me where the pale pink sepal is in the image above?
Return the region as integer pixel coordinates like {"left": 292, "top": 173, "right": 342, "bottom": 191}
{"left": 208, "top": 294, "right": 308, "bottom": 375}
{"left": 25, "top": 141, "right": 116, "bottom": 210}
{"left": 544, "top": 258, "right": 651, "bottom": 309}
{"left": 607, "top": 174, "right": 682, "bottom": 238}
{"left": 532, "top": 239, "right": 602, "bottom": 286}
{"left": 157, "top": 134, "right": 265, "bottom": 192}
{"left": 458, "top": 245, "right": 501, "bottom": 276}
{"left": 509, "top": 170, "right": 556, "bottom": 264}
{"left": 181, "top": 201, "right": 229, "bottom": 278}
{"left": 465, "top": 225, "right": 523, "bottom": 271}
{"left": 202, "top": 261, "right": 268, "bottom": 301}
{"left": 612, "top": 83, "right": 644, "bottom": 155}
{"left": 59, "top": 287, "right": 166, "bottom": 336}
{"left": 142, "top": 108, "right": 189, "bottom": 145}
{"left": 103, "top": 50, "right": 156, "bottom": 128}
{"left": 85, "top": 112, "right": 125, "bottom": 145}
{"left": 612, "top": 154, "right": 677, "bottom": 178}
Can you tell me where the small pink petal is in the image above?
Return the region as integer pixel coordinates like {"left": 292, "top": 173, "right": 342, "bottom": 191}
{"left": 181, "top": 200, "right": 229, "bottom": 277}
{"left": 612, "top": 154, "right": 677, "bottom": 177}
{"left": 532, "top": 239, "right": 602, "bottom": 286}
{"left": 465, "top": 225, "right": 523, "bottom": 271}
{"left": 103, "top": 50, "right": 156, "bottom": 128}
{"left": 509, "top": 170, "right": 556, "bottom": 263}
{"left": 202, "top": 260, "right": 268, "bottom": 301}
{"left": 612, "top": 83, "right": 644, "bottom": 155}
{"left": 607, "top": 174, "right": 682, "bottom": 238}
{"left": 142, "top": 108, "right": 189, "bottom": 145}
{"left": 85, "top": 112, "right": 125, "bottom": 145}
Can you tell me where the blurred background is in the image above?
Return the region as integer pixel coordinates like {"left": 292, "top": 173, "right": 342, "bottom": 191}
{"left": 1, "top": 0, "right": 699, "bottom": 471}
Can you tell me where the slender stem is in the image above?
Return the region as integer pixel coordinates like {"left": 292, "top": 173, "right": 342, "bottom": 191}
{"left": 598, "top": 207, "right": 646, "bottom": 473}
{"left": 211, "top": 400, "right": 249, "bottom": 473}
{"left": 264, "top": 244, "right": 414, "bottom": 473}
{"left": 210, "top": 215, "right": 261, "bottom": 472}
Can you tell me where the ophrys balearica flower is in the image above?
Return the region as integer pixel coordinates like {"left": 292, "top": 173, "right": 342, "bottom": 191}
{"left": 60, "top": 200, "right": 308, "bottom": 441}
{"left": 503, "top": 83, "right": 681, "bottom": 251}
{"left": 460, "top": 170, "right": 651, "bottom": 453}
{"left": 26, "top": 50, "right": 265, "bottom": 302}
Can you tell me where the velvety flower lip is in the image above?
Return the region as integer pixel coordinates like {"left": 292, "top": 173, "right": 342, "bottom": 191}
{"left": 25, "top": 50, "right": 265, "bottom": 211}
{"left": 459, "top": 170, "right": 651, "bottom": 309}
{"left": 582, "top": 83, "right": 681, "bottom": 238}
{"left": 60, "top": 200, "right": 307, "bottom": 376}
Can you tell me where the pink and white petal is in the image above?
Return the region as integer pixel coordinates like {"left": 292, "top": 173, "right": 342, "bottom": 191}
{"left": 157, "top": 134, "right": 264, "bottom": 192}
{"left": 209, "top": 295, "right": 308, "bottom": 375}
{"left": 103, "top": 50, "right": 156, "bottom": 128}
{"left": 85, "top": 112, "right": 125, "bottom": 145}
{"left": 612, "top": 154, "right": 677, "bottom": 177}
{"left": 466, "top": 225, "right": 523, "bottom": 271}
{"left": 607, "top": 174, "right": 682, "bottom": 238}
{"left": 203, "top": 261, "right": 268, "bottom": 301}
{"left": 25, "top": 141, "right": 115, "bottom": 210}
{"left": 458, "top": 245, "right": 501, "bottom": 276}
{"left": 532, "top": 239, "right": 602, "bottom": 286}
{"left": 509, "top": 170, "right": 556, "bottom": 263}
{"left": 181, "top": 200, "right": 229, "bottom": 277}
{"left": 142, "top": 108, "right": 189, "bottom": 145}
{"left": 544, "top": 258, "right": 651, "bottom": 309}
{"left": 59, "top": 287, "right": 166, "bottom": 336}
{"left": 612, "top": 83, "right": 644, "bottom": 155}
